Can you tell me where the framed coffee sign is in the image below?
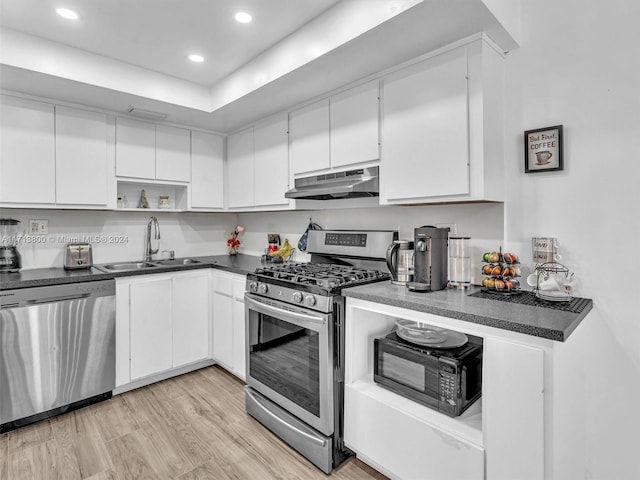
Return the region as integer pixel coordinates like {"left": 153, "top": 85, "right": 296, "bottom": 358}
{"left": 524, "top": 125, "right": 564, "bottom": 173}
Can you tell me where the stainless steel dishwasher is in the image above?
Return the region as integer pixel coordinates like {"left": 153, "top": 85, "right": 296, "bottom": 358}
{"left": 0, "top": 279, "right": 115, "bottom": 433}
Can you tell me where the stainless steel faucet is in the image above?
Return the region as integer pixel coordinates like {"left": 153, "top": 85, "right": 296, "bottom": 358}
{"left": 145, "top": 216, "right": 161, "bottom": 261}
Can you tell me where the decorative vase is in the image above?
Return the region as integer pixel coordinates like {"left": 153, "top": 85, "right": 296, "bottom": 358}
{"left": 228, "top": 247, "right": 239, "bottom": 256}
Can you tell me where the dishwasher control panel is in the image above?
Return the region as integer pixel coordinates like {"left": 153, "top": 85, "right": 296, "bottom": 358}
{"left": 0, "top": 279, "right": 115, "bottom": 308}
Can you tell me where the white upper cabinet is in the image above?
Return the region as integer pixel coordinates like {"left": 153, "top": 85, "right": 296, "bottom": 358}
{"left": 155, "top": 125, "right": 191, "bottom": 182}
{"left": 226, "top": 127, "right": 255, "bottom": 208}
{"left": 115, "top": 118, "right": 191, "bottom": 183}
{"left": 0, "top": 96, "right": 110, "bottom": 207}
{"left": 290, "top": 98, "right": 330, "bottom": 175}
{"left": 55, "top": 106, "right": 109, "bottom": 206}
{"left": 0, "top": 95, "right": 56, "bottom": 204}
{"left": 254, "top": 114, "right": 290, "bottom": 207}
{"left": 289, "top": 82, "right": 380, "bottom": 176}
{"left": 380, "top": 39, "right": 505, "bottom": 204}
{"left": 330, "top": 80, "right": 380, "bottom": 168}
{"left": 191, "top": 130, "right": 224, "bottom": 209}
{"left": 381, "top": 46, "right": 469, "bottom": 202}
{"left": 226, "top": 114, "right": 291, "bottom": 210}
{"left": 115, "top": 117, "right": 156, "bottom": 179}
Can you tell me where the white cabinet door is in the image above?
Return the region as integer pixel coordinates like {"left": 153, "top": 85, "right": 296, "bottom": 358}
{"left": 0, "top": 95, "right": 55, "bottom": 204}
{"left": 212, "top": 291, "right": 234, "bottom": 369}
{"left": 232, "top": 276, "right": 247, "bottom": 379}
{"left": 129, "top": 276, "right": 173, "bottom": 380}
{"left": 115, "top": 117, "right": 156, "bottom": 179}
{"left": 254, "top": 115, "right": 289, "bottom": 207}
{"left": 330, "top": 81, "right": 380, "bottom": 168}
{"left": 172, "top": 271, "right": 210, "bottom": 367}
{"left": 345, "top": 384, "right": 484, "bottom": 480}
{"left": 484, "top": 338, "right": 545, "bottom": 480}
{"left": 191, "top": 131, "right": 224, "bottom": 209}
{"left": 212, "top": 271, "right": 246, "bottom": 377}
{"left": 115, "top": 280, "right": 131, "bottom": 388}
{"left": 290, "top": 98, "right": 330, "bottom": 175}
{"left": 381, "top": 47, "right": 469, "bottom": 201}
{"left": 226, "top": 127, "right": 255, "bottom": 208}
{"left": 156, "top": 125, "right": 191, "bottom": 182}
{"left": 55, "top": 106, "right": 108, "bottom": 206}
{"left": 232, "top": 297, "right": 246, "bottom": 380}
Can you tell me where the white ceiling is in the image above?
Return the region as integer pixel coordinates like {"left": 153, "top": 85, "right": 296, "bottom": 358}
{"left": 0, "top": 0, "right": 341, "bottom": 86}
{"left": 0, "top": 1, "right": 519, "bottom": 132}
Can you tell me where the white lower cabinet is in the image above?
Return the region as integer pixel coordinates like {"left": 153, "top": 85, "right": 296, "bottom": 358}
{"left": 115, "top": 270, "right": 211, "bottom": 389}
{"left": 345, "top": 298, "right": 551, "bottom": 480}
{"left": 212, "top": 270, "right": 246, "bottom": 379}
{"left": 172, "top": 271, "right": 211, "bottom": 366}
{"left": 345, "top": 384, "right": 484, "bottom": 480}
{"left": 130, "top": 276, "right": 173, "bottom": 380}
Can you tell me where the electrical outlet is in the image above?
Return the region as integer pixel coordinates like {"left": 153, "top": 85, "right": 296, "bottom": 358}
{"left": 29, "top": 219, "right": 48, "bottom": 235}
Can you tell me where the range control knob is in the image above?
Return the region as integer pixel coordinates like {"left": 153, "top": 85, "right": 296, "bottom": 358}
{"left": 257, "top": 283, "right": 269, "bottom": 294}
{"left": 304, "top": 294, "right": 317, "bottom": 307}
{"left": 248, "top": 282, "right": 258, "bottom": 293}
{"left": 292, "top": 291, "right": 304, "bottom": 303}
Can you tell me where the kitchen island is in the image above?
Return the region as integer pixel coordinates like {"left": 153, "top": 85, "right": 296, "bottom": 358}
{"left": 342, "top": 283, "right": 593, "bottom": 480}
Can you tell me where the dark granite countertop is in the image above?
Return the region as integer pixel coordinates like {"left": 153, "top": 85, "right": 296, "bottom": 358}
{"left": 342, "top": 283, "right": 593, "bottom": 342}
{"left": 0, "top": 254, "right": 264, "bottom": 290}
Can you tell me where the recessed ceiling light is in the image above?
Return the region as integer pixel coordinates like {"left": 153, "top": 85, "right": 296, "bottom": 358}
{"left": 234, "top": 12, "right": 252, "bottom": 23}
{"left": 56, "top": 7, "right": 79, "bottom": 20}
{"left": 188, "top": 54, "right": 204, "bottom": 63}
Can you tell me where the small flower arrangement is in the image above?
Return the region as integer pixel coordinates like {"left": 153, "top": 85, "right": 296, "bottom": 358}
{"left": 227, "top": 225, "right": 245, "bottom": 255}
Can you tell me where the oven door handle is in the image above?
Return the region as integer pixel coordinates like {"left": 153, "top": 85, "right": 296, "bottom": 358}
{"left": 245, "top": 295, "right": 327, "bottom": 326}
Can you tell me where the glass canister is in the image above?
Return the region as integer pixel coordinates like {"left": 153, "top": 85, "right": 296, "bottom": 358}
{"left": 448, "top": 236, "right": 471, "bottom": 288}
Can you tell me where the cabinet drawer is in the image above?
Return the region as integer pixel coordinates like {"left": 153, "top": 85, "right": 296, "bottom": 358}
{"left": 213, "top": 271, "right": 234, "bottom": 296}
{"left": 345, "top": 384, "right": 484, "bottom": 480}
{"left": 232, "top": 277, "right": 246, "bottom": 299}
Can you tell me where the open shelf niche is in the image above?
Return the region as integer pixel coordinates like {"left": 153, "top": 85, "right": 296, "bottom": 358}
{"left": 116, "top": 179, "right": 188, "bottom": 211}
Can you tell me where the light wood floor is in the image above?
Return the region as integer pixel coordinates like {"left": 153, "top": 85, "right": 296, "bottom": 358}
{"left": 1, "top": 366, "right": 387, "bottom": 480}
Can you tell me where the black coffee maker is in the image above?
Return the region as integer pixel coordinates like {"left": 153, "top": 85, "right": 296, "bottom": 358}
{"left": 407, "top": 226, "right": 449, "bottom": 292}
{"left": 0, "top": 218, "right": 23, "bottom": 273}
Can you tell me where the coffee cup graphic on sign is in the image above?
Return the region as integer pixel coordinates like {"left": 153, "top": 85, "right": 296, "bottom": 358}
{"left": 535, "top": 151, "right": 553, "bottom": 165}
{"left": 532, "top": 237, "right": 561, "bottom": 264}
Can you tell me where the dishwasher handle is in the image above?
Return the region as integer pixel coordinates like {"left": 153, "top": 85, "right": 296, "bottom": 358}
{"left": 26, "top": 293, "right": 91, "bottom": 305}
{"left": 0, "top": 280, "right": 115, "bottom": 308}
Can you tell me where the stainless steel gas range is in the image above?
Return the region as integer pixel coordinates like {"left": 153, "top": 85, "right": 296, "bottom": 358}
{"left": 244, "top": 229, "right": 397, "bottom": 473}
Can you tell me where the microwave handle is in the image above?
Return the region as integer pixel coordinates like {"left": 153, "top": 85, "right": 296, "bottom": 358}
{"left": 245, "top": 294, "right": 327, "bottom": 327}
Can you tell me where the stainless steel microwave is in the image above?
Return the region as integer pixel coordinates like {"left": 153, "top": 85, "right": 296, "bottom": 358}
{"left": 373, "top": 332, "right": 483, "bottom": 417}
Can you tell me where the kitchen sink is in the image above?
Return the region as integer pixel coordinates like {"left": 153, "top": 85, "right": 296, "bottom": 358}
{"left": 152, "top": 258, "right": 202, "bottom": 266}
{"left": 96, "top": 262, "right": 159, "bottom": 272}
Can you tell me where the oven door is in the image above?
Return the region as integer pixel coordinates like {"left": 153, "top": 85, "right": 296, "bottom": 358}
{"left": 245, "top": 292, "right": 334, "bottom": 436}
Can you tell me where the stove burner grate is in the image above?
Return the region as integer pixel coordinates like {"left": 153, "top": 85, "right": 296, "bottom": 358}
{"left": 255, "top": 263, "right": 387, "bottom": 288}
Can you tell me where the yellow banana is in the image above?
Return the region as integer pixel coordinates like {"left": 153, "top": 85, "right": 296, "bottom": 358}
{"left": 269, "top": 238, "right": 293, "bottom": 259}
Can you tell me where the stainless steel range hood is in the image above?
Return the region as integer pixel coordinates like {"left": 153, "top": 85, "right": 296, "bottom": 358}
{"left": 285, "top": 167, "right": 379, "bottom": 200}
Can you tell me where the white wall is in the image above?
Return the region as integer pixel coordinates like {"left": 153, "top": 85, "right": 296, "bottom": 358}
{"left": 503, "top": 1, "right": 640, "bottom": 478}
{"left": 1, "top": 209, "right": 236, "bottom": 268}
{"left": 238, "top": 203, "right": 504, "bottom": 285}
